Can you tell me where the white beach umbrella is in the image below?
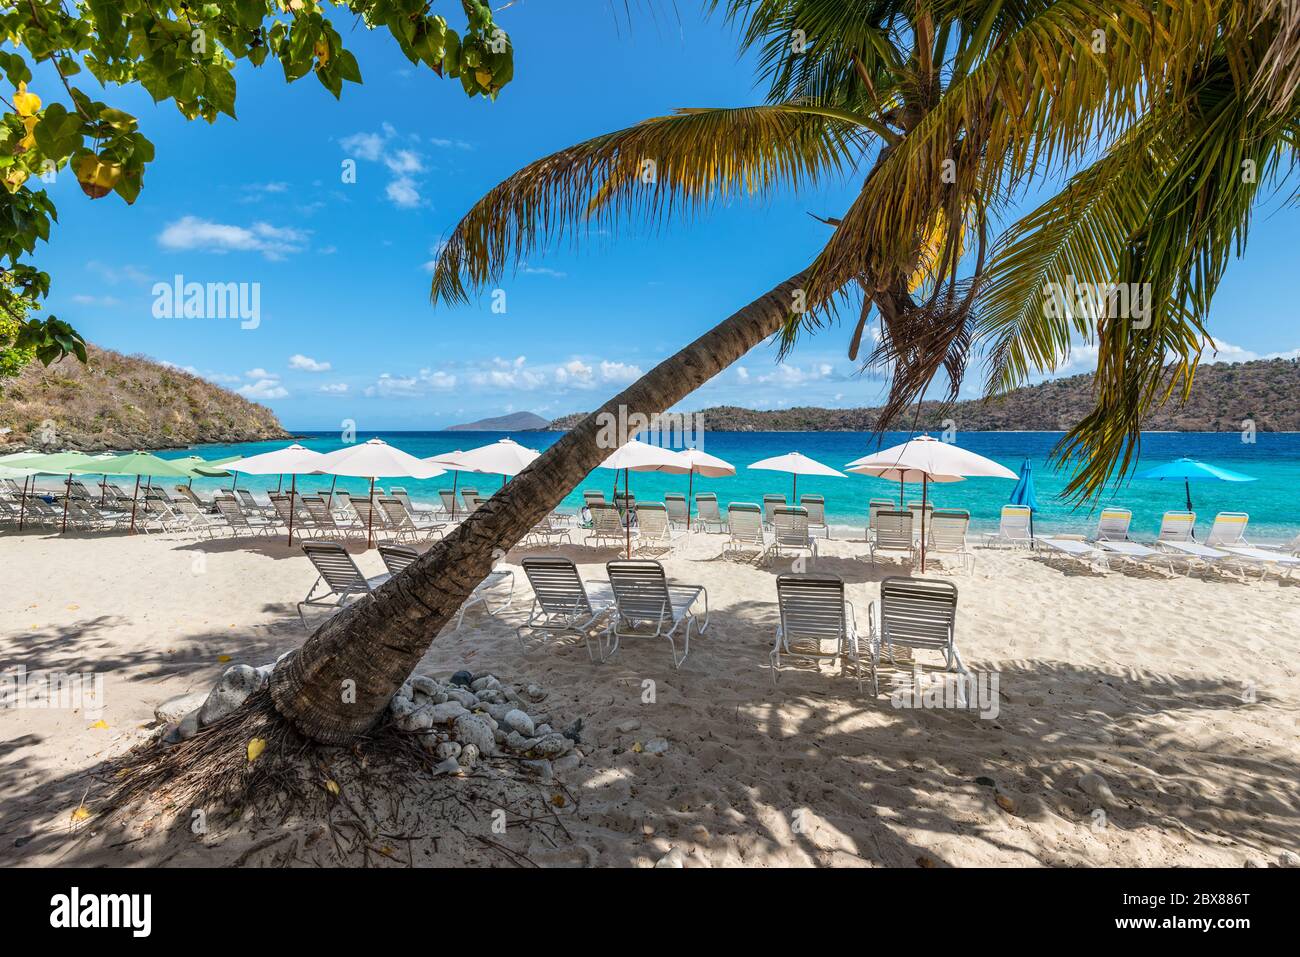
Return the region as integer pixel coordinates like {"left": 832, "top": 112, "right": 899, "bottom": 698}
{"left": 846, "top": 435, "right": 1017, "bottom": 571}
{"left": 227, "top": 443, "right": 331, "bottom": 545}
{"left": 598, "top": 440, "right": 692, "bottom": 557}
{"left": 446, "top": 438, "right": 540, "bottom": 484}
{"left": 678, "top": 448, "right": 735, "bottom": 529}
{"left": 314, "top": 439, "right": 446, "bottom": 547}
{"left": 748, "top": 451, "right": 846, "bottom": 500}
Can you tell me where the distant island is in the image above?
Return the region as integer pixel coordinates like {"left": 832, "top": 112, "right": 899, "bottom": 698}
{"left": 0, "top": 345, "right": 289, "bottom": 452}
{"left": 445, "top": 411, "right": 550, "bottom": 431}
{"left": 549, "top": 358, "right": 1300, "bottom": 432}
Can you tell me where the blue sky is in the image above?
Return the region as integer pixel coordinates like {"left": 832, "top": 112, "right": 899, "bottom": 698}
{"left": 31, "top": 1, "right": 1300, "bottom": 430}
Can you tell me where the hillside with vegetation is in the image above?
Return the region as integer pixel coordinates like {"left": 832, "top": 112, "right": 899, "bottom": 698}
{"left": 549, "top": 358, "right": 1300, "bottom": 432}
{"left": 0, "top": 346, "right": 289, "bottom": 451}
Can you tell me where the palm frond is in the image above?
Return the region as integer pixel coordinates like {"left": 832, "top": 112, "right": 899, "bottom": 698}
{"left": 429, "top": 105, "right": 872, "bottom": 305}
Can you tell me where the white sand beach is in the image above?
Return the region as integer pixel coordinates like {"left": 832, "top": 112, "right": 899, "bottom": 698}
{"left": 2, "top": 525, "right": 1298, "bottom": 868}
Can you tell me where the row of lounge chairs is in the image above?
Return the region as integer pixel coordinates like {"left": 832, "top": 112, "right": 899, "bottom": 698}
{"left": 300, "top": 541, "right": 952, "bottom": 695}
{"left": 987, "top": 505, "right": 1300, "bottom": 581}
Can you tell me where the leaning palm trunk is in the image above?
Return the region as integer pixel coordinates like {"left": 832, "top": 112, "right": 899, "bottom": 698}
{"left": 270, "top": 271, "right": 806, "bottom": 743}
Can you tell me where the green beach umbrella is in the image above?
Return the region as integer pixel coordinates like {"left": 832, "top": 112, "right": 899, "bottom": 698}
{"left": 69, "top": 452, "right": 193, "bottom": 533}
{"left": 2, "top": 451, "right": 108, "bottom": 533}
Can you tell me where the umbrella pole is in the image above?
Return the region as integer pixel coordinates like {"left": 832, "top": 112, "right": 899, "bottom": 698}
{"left": 1185, "top": 479, "right": 1193, "bottom": 514}
{"left": 60, "top": 473, "right": 71, "bottom": 534}
{"left": 231, "top": 470, "right": 239, "bottom": 491}
{"left": 792, "top": 474, "right": 797, "bottom": 503}
{"left": 367, "top": 477, "right": 375, "bottom": 549}
{"left": 100, "top": 473, "right": 108, "bottom": 505}
{"left": 920, "top": 476, "right": 929, "bottom": 573}
{"left": 277, "top": 473, "right": 283, "bottom": 493}
{"left": 288, "top": 476, "right": 299, "bottom": 546}
{"left": 129, "top": 475, "right": 141, "bottom": 534}
{"left": 625, "top": 468, "right": 631, "bottom": 559}
{"left": 898, "top": 476, "right": 904, "bottom": 508}
{"left": 687, "top": 471, "right": 693, "bottom": 530}
{"left": 18, "top": 476, "right": 28, "bottom": 531}
{"left": 450, "top": 471, "right": 459, "bottom": 520}
{"left": 327, "top": 475, "right": 338, "bottom": 509}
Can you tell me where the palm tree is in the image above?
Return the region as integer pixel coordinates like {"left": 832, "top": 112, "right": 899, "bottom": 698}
{"left": 270, "top": 0, "right": 1299, "bottom": 744}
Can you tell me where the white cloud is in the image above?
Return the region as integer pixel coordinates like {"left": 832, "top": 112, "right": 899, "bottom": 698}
{"left": 429, "top": 137, "right": 474, "bottom": 150}
{"left": 555, "top": 359, "right": 594, "bottom": 387}
{"left": 238, "top": 379, "right": 288, "bottom": 400}
{"left": 86, "top": 261, "right": 150, "bottom": 285}
{"left": 1204, "top": 337, "right": 1300, "bottom": 364}
{"left": 758, "top": 362, "right": 834, "bottom": 385}
{"left": 364, "top": 368, "right": 457, "bottom": 398}
{"left": 158, "top": 216, "right": 309, "bottom": 260}
{"left": 520, "top": 263, "right": 567, "bottom": 279}
{"left": 244, "top": 367, "right": 278, "bottom": 380}
{"left": 342, "top": 126, "right": 428, "bottom": 209}
{"left": 319, "top": 383, "right": 349, "bottom": 394}
{"left": 386, "top": 176, "right": 421, "bottom": 208}
{"left": 289, "top": 354, "right": 331, "bottom": 372}
{"left": 470, "top": 356, "right": 547, "bottom": 391}
{"left": 599, "top": 360, "right": 642, "bottom": 384}
{"left": 71, "top": 293, "right": 122, "bottom": 307}
{"left": 736, "top": 366, "right": 749, "bottom": 381}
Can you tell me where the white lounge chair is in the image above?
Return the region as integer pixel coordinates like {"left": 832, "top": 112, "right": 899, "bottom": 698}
{"left": 1159, "top": 539, "right": 1234, "bottom": 576}
{"left": 693, "top": 493, "right": 725, "bottom": 533}
{"left": 523, "top": 514, "right": 574, "bottom": 548}
{"left": 215, "top": 496, "right": 276, "bottom": 537}
{"left": 927, "top": 509, "right": 974, "bottom": 574}
{"left": 298, "top": 541, "right": 391, "bottom": 628}
{"left": 664, "top": 494, "right": 688, "bottom": 530}
{"left": 1155, "top": 510, "right": 1197, "bottom": 543}
{"left": 1205, "top": 511, "right": 1251, "bottom": 547}
{"left": 1039, "top": 535, "right": 1110, "bottom": 572}
{"left": 983, "top": 505, "right": 1034, "bottom": 548}
{"left": 867, "top": 498, "right": 895, "bottom": 543}
{"left": 771, "top": 573, "right": 866, "bottom": 692}
{"left": 1094, "top": 538, "right": 1176, "bottom": 574}
{"left": 378, "top": 542, "right": 419, "bottom": 575}
{"left": 1218, "top": 545, "right": 1300, "bottom": 580}
{"left": 870, "top": 576, "right": 962, "bottom": 681}
{"left": 762, "top": 494, "right": 786, "bottom": 528}
{"left": 722, "top": 502, "right": 771, "bottom": 560}
{"left": 772, "top": 506, "right": 818, "bottom": 564}
{"left": 799, "top": 494, "right": 830, "bottom": 539}
{"left": 868, "top": 510, "right": 915, "bottom": 567}
{"left": 1094, "top": 506, "right": 1133, "bottom": 541}
{"left": 635, "top": 502, "right": 682, "bottom": 553}
{"left": 587, "top": 501, "right": 630, "bottom": 549}
{"left": 518, "top": 555, "right": 615, "bottom": 659}
{"left": 604, "top": 559, "right": 708, "bottom": 668}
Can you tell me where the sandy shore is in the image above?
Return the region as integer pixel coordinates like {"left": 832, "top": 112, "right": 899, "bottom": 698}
{"left": 2, "top": 523, "right": 1298, "bottom": 867}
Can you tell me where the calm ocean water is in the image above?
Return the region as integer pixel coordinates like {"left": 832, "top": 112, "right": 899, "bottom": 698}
{"left": 170, "top": 430, "right": 1300, "bottom": 542}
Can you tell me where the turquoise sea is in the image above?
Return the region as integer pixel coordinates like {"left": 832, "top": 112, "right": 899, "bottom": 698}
{"left": 159, "top": 430, "right": 1300, "bottom": 543}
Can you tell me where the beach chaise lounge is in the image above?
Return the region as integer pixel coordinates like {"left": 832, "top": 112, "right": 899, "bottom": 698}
{"left": 459, "top": 487, "right": 480, "bottom": 512}
{"left": 605, "top": 559, "right": 708, "bottom": 668}
{"left": 518, "top": 556, "right": 615, "bottom": 659}
{"left": 1094, "top": 506, "right": 1133, "bottom": 541}
{"left": 927, "top": 509, "right": 974, "bottom": 573}
{"left": 168, "top": 498, "right": 223, "bottom": 538}
{"left": 377, "top": 542, "right": 419, "bottom": 576}
{"left": 866, "top": 498, "right": 895, "bottom": 542}
{"left": 635, "top": 502, "right": 682, "bottom": 553}
{"left": 435, "top": 488, "right": 459, "bottom": 518}
{"left": 799, "top": 494, "right": 831, "bottom": 539}
{"left": 304, "top": 494, "right": 365, "bottom": 540}
{"left": 870, "top": 576, "right": 962, "bottom": 680}
{"left": 215, "top": 496, "right": 276, "bottom": 537}
{"left": 1039, "top": 535, "right": 1110, "bottom": 572}
{"left": 377, "top": 541, "right": 515, "bottom": 623}
{"left": 983, "top": 504, "right": 1034, "bottom": 548}
{"left": 762, "top": 494, "right": 786, "bottom": 528}
{"left": 1205, "top": 512, "right": 1251, "bottom": 547}
{"left": 587, "top": 501, "right": 630, "bottom": 549}
{"left": 694, "top": 493, "right": 725, "bottom": 533}
{"left": 297, "top": 541, "right": 391, "bottom": 628}
{"left": 771, "top": 573, "right": 866, "bottom": 692}
{"left": 772, "top": 506, "right": 818, "bottom": 565}
{"left": 664, "top": 493, "right": 689, "bottom": 529}
{"left": 582, "top": 489, "right": 606, "bottom": 506}
{"left": 523, "top": 513, "right": 574, "bottom": 548}
{"left": 1217, "top": 544, "right": 1300, "bottom": 580}
{"left": 1093, "top": 538, "right": 1177, "bottom": 574}
{"left": 1159, "top": 540, "right": 1234, "bottom": 576}
{"left": 868, "top": 510, "right": 915, "bottom": 567}
{"left": 723, "top": 502, "right": 772, "bottom": 560}
{"left": 377, "top": 496, "right": 445, "bottom": 543}
{"left": 1155, "top": 511, "right": 1196, "bottom": 543}
{"left": 907, "top": 501, "right": 935, "bottom": 542}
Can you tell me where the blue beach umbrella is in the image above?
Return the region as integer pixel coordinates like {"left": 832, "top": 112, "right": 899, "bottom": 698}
{"left": 1007, "top": 458, "right": 1039, "bottom": 539}
{"left": 1133, "top": 457, "right": 1256, "bottom": 513}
